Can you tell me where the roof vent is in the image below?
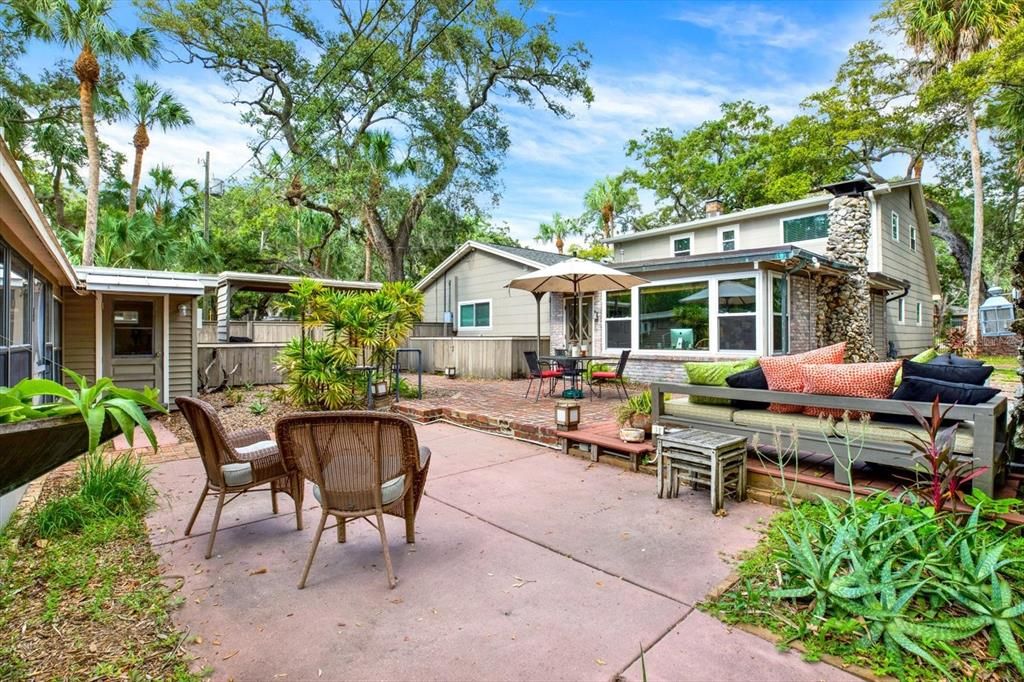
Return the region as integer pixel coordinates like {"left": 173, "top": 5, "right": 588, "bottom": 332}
{"left": 704, "top": 199, "right": 724, "bottom": 218}
{"left": 819, "top": 179, "right": 875, "bottom": 197}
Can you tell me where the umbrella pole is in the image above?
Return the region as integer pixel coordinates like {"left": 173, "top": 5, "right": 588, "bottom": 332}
{"left": 576, "top": 280, "right": 583, "bottom": 351}
{"left": 533, "top": 291, "right": 544, "bottom": 355}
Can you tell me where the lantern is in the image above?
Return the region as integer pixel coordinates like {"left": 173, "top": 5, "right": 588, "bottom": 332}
{"left": 177, "top": 302, "right": 192, "bottom": 320}
{"left": 980, "top": 287, "right": 1015, "bottom": 336}
{"left": 555, "top": 400, "right": 581, "bottom": 431}
{"left": 373, "top": 379, "right": 389, "bottom": 397}
{"left": 445, "top": 366, "right": 457, "bottom": 379}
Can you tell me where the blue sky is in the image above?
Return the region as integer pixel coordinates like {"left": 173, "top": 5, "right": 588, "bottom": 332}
{"left": 17, "top": 0, "right": 886, "bottom": 249}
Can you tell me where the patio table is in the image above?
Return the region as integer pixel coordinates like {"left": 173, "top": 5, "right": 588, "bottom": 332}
{"left": 541, "top": 355, "right": 617, "bottom": 399}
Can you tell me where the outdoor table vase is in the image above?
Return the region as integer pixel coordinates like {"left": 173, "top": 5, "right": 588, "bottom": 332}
{"left": 656, "top": 428, "right": 748, "bottom": 514}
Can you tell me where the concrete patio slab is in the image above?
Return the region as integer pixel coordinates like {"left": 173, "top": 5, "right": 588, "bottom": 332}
{"left": 145, "top": 422, "right": 851, "bottom": 681}
{"left": 426, "top": 446, "right": 771, "bottom": 604}
{"left": 619, "top": 610, "right": 860, "bottom": 682}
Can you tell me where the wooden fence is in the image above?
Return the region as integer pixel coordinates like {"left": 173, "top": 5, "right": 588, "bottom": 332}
{"left": 400, "top": 336, "right": 548, "bottom": 379}
{"left": 197, "top": 343, "right": 286, "bottom": 387}
{"left": 198, "top": 321, "right": 323, "bottom": 344}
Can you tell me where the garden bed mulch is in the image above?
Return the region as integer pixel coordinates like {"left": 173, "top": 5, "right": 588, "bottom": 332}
{"left": 0, "top": 476, "right": 200, "bottom": 680}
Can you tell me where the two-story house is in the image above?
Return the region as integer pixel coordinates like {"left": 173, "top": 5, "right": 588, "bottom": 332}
{"left": 594, "top": 178, "right": 940, "bottom": 382}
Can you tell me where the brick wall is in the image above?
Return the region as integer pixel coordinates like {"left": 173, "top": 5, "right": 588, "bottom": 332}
{"left": 623, "top": 357, "right": 688, "bottom": 384}
{"left": 978, "top": 334, "right": 1018, "bottom": 356}
{"left": 789, "top": 274, "right": 818, "bottom": 353}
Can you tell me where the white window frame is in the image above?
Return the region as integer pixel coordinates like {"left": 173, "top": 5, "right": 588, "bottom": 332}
{"left": 602, "top": 290, "right": 632, "bottom": 351}
{"left": 910, "top": 225, "right": 918, "bottom": 251}
{"left": 779, "top": 211, "right": 830, "bottom": 245}
{"left": 916, "top": 301, "right": 923, "bottom": 326}
{"left": 718, "top": 225, "right": 739, "bottom": 252}
{"left": 457, "top": 298, "right": 492, "bottom": 330}
{"left": 890, "top": 211, "right": 900, "bottom": 242}
{"left": 668, "top": 232, "right": 694, "bottom": 257}
{"left": 897, "top": 298, "right": 905, "bottom": 324}
{"left": 769, "top": 272, "right": 789, "bottom": 355}
{"left": 629, "top": 271, "right": 764, "bottom": 357}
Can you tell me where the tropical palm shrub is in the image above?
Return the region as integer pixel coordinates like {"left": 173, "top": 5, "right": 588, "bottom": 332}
{"left": 275, "top": 279, "right": 423, "bottom": 409}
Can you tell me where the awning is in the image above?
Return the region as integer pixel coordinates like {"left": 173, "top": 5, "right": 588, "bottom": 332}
{"left": 77, "top": 267, "right": 217, "bottom": 296}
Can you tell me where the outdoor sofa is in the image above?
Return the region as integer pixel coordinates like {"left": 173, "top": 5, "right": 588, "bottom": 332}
{"left": 651, "top": 382, "right": 1009, "bottom": 496}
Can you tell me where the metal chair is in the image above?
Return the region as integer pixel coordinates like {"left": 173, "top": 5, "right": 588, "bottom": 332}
{"left": 590, "top": 350, "right": 631, "bottom": 399}
{"left": 175, "top": 396, "right": 303, "bottom": 559}
{"left": 523, "top": 351, "right": 563, "bottom": 401}
{"left": 275, "top": 411, "right": 431, "bottom": 589}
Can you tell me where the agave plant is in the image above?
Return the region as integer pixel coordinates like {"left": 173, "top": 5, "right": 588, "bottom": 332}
{"left": 0, "top": 369, "right": 166, "bottom": 454}
{"left": 940, "top": 573, "right": 1024, "bottom": 675}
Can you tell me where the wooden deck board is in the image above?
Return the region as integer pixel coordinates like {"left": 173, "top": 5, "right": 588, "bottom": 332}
{"left": 557, "top": 420, "right": 654, "bottom": 472}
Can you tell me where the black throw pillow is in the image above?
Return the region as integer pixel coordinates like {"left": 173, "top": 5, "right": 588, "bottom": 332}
{"left": 726, "top": 365, "right": 768, "bottom": 390}
{"left": 928, "top": 352, "right": 985, "bottom": 367}
{"left": 902, "top": 359, "right": 993, "bottom": 386}
{"left": 891, "top": 376, "right": 1000, "bottom": 406}
{"left": 725, "top": 365, "right": 769, "bottom": 410}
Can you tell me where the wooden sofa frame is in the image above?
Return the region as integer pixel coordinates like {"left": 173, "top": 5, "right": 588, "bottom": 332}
{"left": 651, "top": 382, "right": 1009, "bottom": 497}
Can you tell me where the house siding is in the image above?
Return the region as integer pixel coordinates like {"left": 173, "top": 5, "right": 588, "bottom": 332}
{"left": 878, "top": 191, "right": 935, "bottom": 355}
{"left": 613, "top": 202, "right": 832, "bottom": 264}
{"left": 872, "top": 292, "right": 888, "bottom": 358}
{"left": 62, "top": 289, "right": 96, "bottom": 385}
{"left": 420, "top": 249, "right": 550, "bottom": 337}
{"left": 168, "top": 295, "right": 194, "bottom": 401}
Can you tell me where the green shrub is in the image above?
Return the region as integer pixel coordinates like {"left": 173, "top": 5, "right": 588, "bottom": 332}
{"left": 249, "top": 400, "right": 268, "bottom": 416}
{"left": 27, "top": 453, "right": 155, "bottom": 540}
{"left": 397, "top": 377, "right": 420, "bottom": 399}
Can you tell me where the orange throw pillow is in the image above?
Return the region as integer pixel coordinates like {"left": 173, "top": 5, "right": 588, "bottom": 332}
{"left": 800, "top": 361, "right": 901, "bottom": 418}
{"left": 759, "top": 342, "right": 847, "bottom": 413}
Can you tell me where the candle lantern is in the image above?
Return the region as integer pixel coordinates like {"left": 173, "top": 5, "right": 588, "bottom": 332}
{"left": 555, "top": 400, "right": 581, "bottom": 431}
{"left": 445, "top": 366, "right": 457, "bottom": 379}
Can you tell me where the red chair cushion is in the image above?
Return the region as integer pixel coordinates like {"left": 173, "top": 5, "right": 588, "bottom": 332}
{"left": 539, "top": 370, "right": 562, "bottom": 378}
{"left": 591, "top": 371, "right": 618, "bottom": 379}
{"left": 758, "top": 342, "right": 846, "bottom": 413}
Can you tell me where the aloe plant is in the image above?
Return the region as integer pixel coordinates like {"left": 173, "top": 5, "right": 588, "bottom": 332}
{"left": 0, "top": 369, "right": 166, "bottom": 454}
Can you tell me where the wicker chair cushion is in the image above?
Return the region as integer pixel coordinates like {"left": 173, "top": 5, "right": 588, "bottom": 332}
{"left": 221, "top": 462, "right": 254, "bottom": 487}
{"left": 419, "top": 446, "right": 431, "bottom": 468}
{"left": 312, "top": 474, "right": 407, "bottom": 511}
{"left": 235, "top": 440, "right": 278, "bottom": 456}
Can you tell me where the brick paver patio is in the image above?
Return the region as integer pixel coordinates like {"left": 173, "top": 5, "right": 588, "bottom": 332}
{"left": 395, "top": 373, "right": 633, "bottom": 445}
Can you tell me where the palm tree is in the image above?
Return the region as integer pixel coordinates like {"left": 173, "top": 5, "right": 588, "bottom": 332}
{"left": 583, "top": 175, "right": 638, "bottom": 238}
{"left": 14, "top": 0, "right": 157, "bottom": 266}
{"left": 358, "top": 130, "right": 416, "bottom": 281}
{"left": 121, "top": 78, "right": 193, "bottom": 216}
{"left": 889, "top": 0, "right": 1020, "bottom": 345}
{"left": 536, "top": 212, "right": 580, "bottom": 254}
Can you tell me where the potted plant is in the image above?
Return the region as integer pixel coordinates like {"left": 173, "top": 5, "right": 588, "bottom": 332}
{"left": 616, "top": 390, "right": 652, "bottom": 435}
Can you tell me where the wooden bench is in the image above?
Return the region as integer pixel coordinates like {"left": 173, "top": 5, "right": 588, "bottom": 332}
{"left": 557, "top": 421, "right": 654, "bottom": 472}
{"left": 651, "top": 382, "right": 1009, "bottom": 497}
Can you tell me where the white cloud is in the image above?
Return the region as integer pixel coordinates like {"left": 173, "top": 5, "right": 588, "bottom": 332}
{"left": 676, "top": 3, "right": 819, "bottom": 49}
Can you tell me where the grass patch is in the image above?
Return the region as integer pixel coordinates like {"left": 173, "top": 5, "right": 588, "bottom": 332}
{"left": 701, "top": 497, "right": 1024, "bottom": 681}
{"left": 979, "top": 355, "right": 1019, "bottom": 383}
{"left": 0, "top": 455, "right": 200, "bottom": 680}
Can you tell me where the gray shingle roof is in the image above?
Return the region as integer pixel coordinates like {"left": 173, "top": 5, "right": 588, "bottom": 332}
{"left": 486, "top": 243, "right": 574, "bottom": 267}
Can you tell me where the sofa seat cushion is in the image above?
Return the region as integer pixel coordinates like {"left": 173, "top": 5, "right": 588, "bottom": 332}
{"left": 800, "top": 361, "right": 901, "bottom": 418}
{"left": 732, "top": 409, "right": 835, "bottom": 436}
{"left": 664, "top": 396, "right": 737, "bottom": 422}
{"left": 759, "top": 342, "right": 846, "bottom": 413}
{"left": 833, "top": 418, "right": 975, "bottom": 455}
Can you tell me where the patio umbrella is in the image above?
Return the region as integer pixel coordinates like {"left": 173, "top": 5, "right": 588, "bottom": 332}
{"left": 506, "top": 258, "right": 648, "bottom": 354}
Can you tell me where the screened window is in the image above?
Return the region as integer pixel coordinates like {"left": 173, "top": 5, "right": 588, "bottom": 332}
{"left": 672, "top": 235, "right": 691, "bottom": 257}
{"left": 605, "top": 290, "right": 631, "bottom": 348}
{"left": 639, "top": 281, "right": 709, "bottom": 351}
{"left": 982, "top": 307, "right": 1014, "bottom": 335}
{"left": 910, "top": 226, "right": 918, "bottom": 251}
{"left": 718, "top": 277, "right": 756, "bottom": 351}
{"left": 891, "top": 212, "right": 900, "bottom": 241}
{"left": 771, "top": 276, "right": 789, "bottom": 354}
{"left": 9, "top": 255, "right": 30, "bottom": 346}
{"left": 782, "top": 213, "right": 829, "bottom": 242}
{"left": 113, "top": 300, "right": 155, "bottom": 356}
{"left": 720, "top": 228, "right": 736, "bottom": 252}
{"left": 458, "top": 300, "right": 491, "bottom": 329}
{"left": 32, "top": 275, "right": 47, "bottom": 367}
{"left": 897, "top": 298, "right": 905, "bottom": 323}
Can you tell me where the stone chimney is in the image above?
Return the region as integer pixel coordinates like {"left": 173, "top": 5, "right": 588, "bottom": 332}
{"left": 704, "top": 199, "right": 724, "bottom": 218}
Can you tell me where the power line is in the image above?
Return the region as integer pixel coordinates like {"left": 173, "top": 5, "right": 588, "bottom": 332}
{"left": 224, "top": 0, "right": 413, "bottom": 184}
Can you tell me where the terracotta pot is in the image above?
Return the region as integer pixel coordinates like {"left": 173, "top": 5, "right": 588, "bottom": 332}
{"left": 629, "top": 413, "right": 652, "bottom": 435}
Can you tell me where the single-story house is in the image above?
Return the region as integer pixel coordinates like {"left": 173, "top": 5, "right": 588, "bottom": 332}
{"left": 412, "top": 241, "right": 574, "bottom": 377}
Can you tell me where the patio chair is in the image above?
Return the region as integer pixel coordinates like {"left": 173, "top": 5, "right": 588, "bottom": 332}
{"left": 590, "top": 350, "right": 631, "bottom": 399}
{"left": 523, "top": 351, "right": 563, "bottom": 401}
{"left": 275, "top": 412, "right": 431, "bottom": 589}
{"left": 175, "top": 396, "right": 303, "bottom": 559}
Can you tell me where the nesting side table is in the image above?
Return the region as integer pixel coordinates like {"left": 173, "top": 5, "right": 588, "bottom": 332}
{"left": 656, "top": 428, "right": 748, "bottom": 513}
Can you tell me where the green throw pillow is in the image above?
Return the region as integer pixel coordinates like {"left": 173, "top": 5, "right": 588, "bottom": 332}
{"left": 684, "top": 358, "right": 760, "bottom": 405}
{"left": 894, "top": 347, "right": 939, "bottom": 386}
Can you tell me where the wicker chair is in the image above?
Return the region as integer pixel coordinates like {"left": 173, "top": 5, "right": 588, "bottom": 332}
{"left": 275, "top": 412, "right": 431, "bottom": 589}
{"left": 176, "top": 396, "right": 303, "bottom": 559}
